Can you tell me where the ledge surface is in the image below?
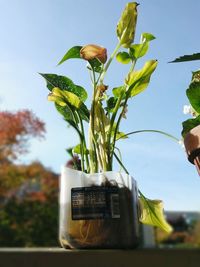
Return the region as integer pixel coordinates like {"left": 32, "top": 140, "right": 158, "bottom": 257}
{"left": 0, "top": 248, "right": 200, "bottom": 267}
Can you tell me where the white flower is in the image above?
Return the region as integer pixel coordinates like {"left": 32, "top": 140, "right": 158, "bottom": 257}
{"left": 183, "top": 105, "right": 192, "bottom": 115}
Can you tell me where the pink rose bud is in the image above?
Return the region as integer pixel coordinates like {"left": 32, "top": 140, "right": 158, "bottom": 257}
{"left": 80, "top": 44, "right": 107, "bottom": 63}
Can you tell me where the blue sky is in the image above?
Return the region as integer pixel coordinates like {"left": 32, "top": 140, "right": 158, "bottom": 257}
{"left": 1, "top": 0, "right": 200, "bottom": 211}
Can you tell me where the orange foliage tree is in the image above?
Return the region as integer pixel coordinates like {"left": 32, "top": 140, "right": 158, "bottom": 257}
{"left": 0, "top": 110, "right": 45, "bottom": 163}
{"left": 0, "top": 110, "right": 46, "bottom": 198}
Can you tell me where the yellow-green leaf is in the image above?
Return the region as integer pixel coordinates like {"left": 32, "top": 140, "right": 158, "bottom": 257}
{"left": 73, "top": 144, "right": 88, "bottom": 155}
{"left": 125, "top": 60, "right": 157, "bottom": 97}
{"left": 51, "top": 87, "right": 63, "bottom": 97}
{"left": 130, "top": 75, "right": 151, "bottom": 97}
{"left": 52, "top": 87, "right": 82, "bottom": 109}
{"left": 116, "top": 52, "right": 131, "bottom": 64}
{"left": 141, "top": 32, "right": 156, "bottom": 42}
{"left": 112, "top": 86, "right": 126, "bottom": 98}
{"left": 47, "top": 94, "right": 66, "bottom": 107}
{"left": 61, "top": 90, "right": 82, "bottom": 109}
{"left": 139, "top": 196, "right": 173, "bottom": 233}
{"left": 130, "top": 42, "right": 149, "bottom": 59}
{"left": 126, "top": 60, "right": 158, "bottom": 86}
{"left": 116, "top": 2, "right": 138, "bottom": 48}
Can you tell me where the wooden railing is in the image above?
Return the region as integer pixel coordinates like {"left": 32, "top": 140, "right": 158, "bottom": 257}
{"left": 0, "top": 248, "right": 200, "bottom": 267}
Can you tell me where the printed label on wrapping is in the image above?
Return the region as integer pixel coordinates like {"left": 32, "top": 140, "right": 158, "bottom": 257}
{"left": 71, "top": 186, "right": 120, "bottom": 220}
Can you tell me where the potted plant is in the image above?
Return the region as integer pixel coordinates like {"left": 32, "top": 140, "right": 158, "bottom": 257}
{"left": 170, "top": 53, "right": 200, "bottom": 174}
{"left": 41, "top": 2, "right": 176, "bottom": 249}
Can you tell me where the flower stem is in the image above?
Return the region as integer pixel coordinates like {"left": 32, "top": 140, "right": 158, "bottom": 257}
{"left": 110, "top": 96, "right": 129, "bottom": 165}
{"left": 74, "top": 111, "right": 85, "bottom": 171}
{"left": 100, "top": 41, "right": 121, "bottom": 84}
{"left": 113, "top": 151, "right": 129, "bottom": 174}
{"left": 117, "top": 129, "right": 180, "bottom": 143}
{"left": 77, "top": 112, "right": 90, "bottom": 172}
{"left": 107, "top": 93, "right": 123, "bottom": 167}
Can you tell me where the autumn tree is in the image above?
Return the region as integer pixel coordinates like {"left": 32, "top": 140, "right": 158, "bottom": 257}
{"left": 0, "top": 110, "right": 46, "bottom": 198}
{"left": 0, "top": 110, "right": 45, "bottom": 163}
{"left": 0, "top": 110, "right": 60, "bottom": 247}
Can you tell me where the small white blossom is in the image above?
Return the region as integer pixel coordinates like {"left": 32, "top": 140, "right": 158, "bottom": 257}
{"left": 183, "top": 105, "right": 192, "bottom": 115}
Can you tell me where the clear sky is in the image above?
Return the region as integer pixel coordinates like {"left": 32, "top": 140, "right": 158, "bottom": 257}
{"left": 1, "top": 0, "right": 200, "bottom": 211}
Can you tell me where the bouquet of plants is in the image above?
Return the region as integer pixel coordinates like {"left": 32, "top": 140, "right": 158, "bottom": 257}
{"left": 171, "top": 53, "right": 200, "bottom": 173}
{"left": 41, "top": 2, "right": 175, "bottom": 234}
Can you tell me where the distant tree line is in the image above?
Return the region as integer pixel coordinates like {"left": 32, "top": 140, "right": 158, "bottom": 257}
{"left": 0, "top": 110, "right": 59, "bottom": 247}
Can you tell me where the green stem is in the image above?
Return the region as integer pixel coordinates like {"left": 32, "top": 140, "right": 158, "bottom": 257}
{"left": 110, "top": 96, "right": 129, "bottom": 165}
{"left": 98, "top": 105, "right": 108, "bottom": 171}
{"left": 92, "top": 141, "right": 99, "bottom": 173}
{"left": 75, "top": 112, "right": 85, "bottom": 172}
{"left": 89, "top": 69, "right": 99, "bottom": 173}
{"left": 114, "top": 147, "right": 123, "bottom": 172}
{"left": 89, "top": 109, "right": 96, "bottom": 172}
{"left": 128, "top": 40, "right": 146, "bottom": 73}
{"left": 113, "top": 151, "right": 129, "bottom": 174}
{"left": 110, "top": 55, "right": 139, "bottom": 167}
{"left": 100, "top": 41, "right": 121, "bottom": 84}
{"left": 89, "top": 41, "right": 123, "bottom": 172}
{"left": 113, "top": 150, "right": 152, "bottom": 221}
{"left": 117, "top": 129, "right": 180, "bottom": 143}
{"left": 129, "top": 58, "right": 137, "bottom": 73}
{"left": 77, "top": 112, "right": 90, "bottom": 172}
{"left": 107, "top": 94, "right": 124, "bottom": 168}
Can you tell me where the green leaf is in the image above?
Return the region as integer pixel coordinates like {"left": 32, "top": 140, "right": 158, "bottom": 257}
{"left": 130, "top": 75, "right": 151, "bottom": 97}
{"left": 126, "top": 60, "right": 158, "bottom": 86}
{"left": 73, "top": 144, "right": 88, "bottom": 155}
{"left": 87, "top": 58, "right": 102, "bottom": 73}
{"left": 129, "top": 32, "right": 155, "bottom": 60}
{"left": 126, "top": 60, "right": 158, "bottom": 97}
{"left": 186, "top": 82, "right": 200, "bottom": 114}
{"left": 78, "top": 103, "right": 90, "bottom": 122}
{"left": 192, "top": 70, "right": 200, "bottom": 82}
{"left": 139, "top": 195, "right": 173, "bottom": 233}
{"left": 40, "top": 73, "right": 73, "bottom": 91}
{"left": 55, "top": 102, "right": 74, "bottom": 121}
{"left": 106, "top": 97, "right": 117, "bottom": 113}
{"left": 49, "top": 87, "right": 82, "bottom": 109}
{"left": 116, "top": 2, "right": 138, "bottom": 48}
{"left": 182, "top": 116, "right": 200, "bottom": 137}
{"left": 130, "top": 42, "right": 149, "bottom": 59}
{"left": 55, "top": 103, "right": 81, "bottom": 134}
{"left": 40, "top": 73, "right": 87, "bottom": 102}
{"left": 57, "top": 46, "right": 102, "bottom": 72}
{"left": 116, "top": 52, "right": 131, "bottom": 64}
{"left": 73, "top": 85, "right": 87, "bottom": 102}
{"left": 66, "top": 147, "right": 73, "bottom": 157}
{"left": 58, "top": 46, "right": 82, "bottom": 65}
{"left": 186, "top": 71, "right": 200, "bottom": 114}
{"left": 73, "top": 144, "right": 81, "bottom": 154}
{"left": 51, "top": 88, "right": 89, "bottom": 122}
{"left": 141, "top": 32, "right": 156, "bottom": 42}
{"left": 169, "top": 53, "right": 200, "bottom": 63}
{"left": 112, "top": 86, "right": 126, "bottom": 98}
